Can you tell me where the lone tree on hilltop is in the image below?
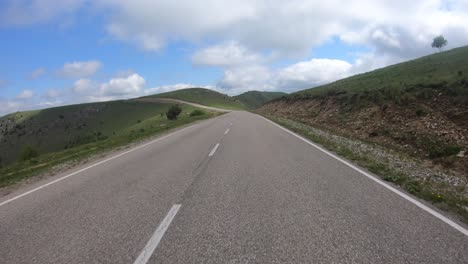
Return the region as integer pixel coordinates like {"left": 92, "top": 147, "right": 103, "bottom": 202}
{"left": 166, "top": 104, "right": 182, "bottom": 120}
{"left": 432, "top": 35, "right": 447, "bottom": 52}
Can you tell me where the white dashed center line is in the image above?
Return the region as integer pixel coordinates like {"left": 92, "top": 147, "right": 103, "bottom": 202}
{"left": 133, "top": 204, "right": 181, "bottom": 264}
{"left": 224, "top": 128, "right": 230, "bottom": 135}
{"left": 209, "top": 143, "right": 220, "bottom": 157}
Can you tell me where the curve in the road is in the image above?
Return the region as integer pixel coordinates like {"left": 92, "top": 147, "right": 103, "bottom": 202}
{"left": 135, "top": 98, "right": 233, "bottom": 112}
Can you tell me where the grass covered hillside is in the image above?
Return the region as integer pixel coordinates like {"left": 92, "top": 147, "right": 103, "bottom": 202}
{"left": 0, "top": 100, "right": 215, "bottom": 187}
{"left": 234, "top": 91, "right": 287, "bottom": 109}
{"left": 145, "top": 88, "right": 247, "bottom": 110}
{"left": 290, "top": 45, "right": 468, "bottom": 104}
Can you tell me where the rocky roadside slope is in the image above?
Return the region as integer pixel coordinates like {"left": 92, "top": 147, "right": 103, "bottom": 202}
{"left": 259, "top": 93, "right": 467, "bottom": 181}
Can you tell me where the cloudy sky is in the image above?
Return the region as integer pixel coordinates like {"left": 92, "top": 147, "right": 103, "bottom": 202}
{"left": 1, "top": 0, "right": 467, "bottom": 115}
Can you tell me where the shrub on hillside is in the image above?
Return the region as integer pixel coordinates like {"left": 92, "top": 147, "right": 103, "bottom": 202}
{"left": 415, "top": 108, "right": 427, "bottom": 116}
{"left": 166, "top": 105, "right": 182, "bottom": 120}
{"left": 189, "top": 109, "right": 205, "bottom": 117}
{"left": 419, "top": 135, "right": 463, "bottom": 159}
{"left": 20, "top": 146, "right": 38, "bottom": 161}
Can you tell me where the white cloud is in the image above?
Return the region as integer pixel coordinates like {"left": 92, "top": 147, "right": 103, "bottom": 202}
{"left": 71, "top": 74, "right": 215, "bottom": 102}
{"left": 99, "top": 73, "right": 145, "bottom": 97}
{"left": 371, "top": 29, "right": 401, "bottom": 49}
{"left": 28, "top": 67, "right": 46, "bottom": 79}
{"left": 277, "top": 59, "right": 353, "bottom": 90}
{"left": 137, "top": 34, "right": 165, "bottom": 52}
{"left": 144, "top": 83, "right": 202, "bottom": 95}
{"left": 36, "top": 100, "right": 63, "bottom": 108}
{"left": 192, "top": 43, "right": 356, "bottom": 94}
{"left": 107, "top": 24, "right": 165, "bottom": 52}
{"left": 218, "top": 65, "right": 273, "bottom": 94}
{"left": 192, "top": 42, "right": 262, "bottom": 67}
{"left": 210, "top": 51, "right": 393, "bottom": 94}
{"left": 2, "top": 88, "right": 73, "bottom": 115}
{"left": 45, "top": 88, "right": 61, "bottom": 99}
{"left": 72, "top": 79, "right": 96, "bottom": 94}
{"left": 0, "top": 96, "right": 63, "bottom": 117}
{"left": 350, "top": 52, "right": 400, "bottom": 75}
{"left": 0, "top": 99, "right": 22, "bottom": 116}
{"left": 58, "top": 60, "right": 102, "bottom": 79}
{"left": 88, "top": 0, "right": 468, "bottom": 59}
{"left": 193, "top": 42, "right": 273, "bottom": 94}
{"left": 98, "top": 0, "right": 256, "bottom": 52}
{"left": 69, "top": 74, "right": 146, "bottom": 102}
{"left": 16, "top": 89, "right": 34, "bottom": 99}
{"left": 2, "top": 72, "right": 190, "bottom": 116}
{"left": 3, "top": 1, "right": 468, "bottom": 60}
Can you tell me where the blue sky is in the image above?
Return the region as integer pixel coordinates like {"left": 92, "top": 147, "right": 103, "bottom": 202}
{"left": 0, "top": 19, "right": 221, "bottom": 97}
{"left": 1, "top": 0, "right": 467, "bottom": 115}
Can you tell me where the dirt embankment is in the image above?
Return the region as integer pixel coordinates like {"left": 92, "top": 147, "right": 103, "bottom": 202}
{"left": 258, "top": 94, "right": 468, "bottom": 180}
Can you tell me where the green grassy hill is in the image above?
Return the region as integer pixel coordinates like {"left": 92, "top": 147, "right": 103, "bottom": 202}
{"left": 234, "top": 91, "right": 287, "bottom": 109}
{"left": 145, "top": 88, "right": 247, "bottom": 110}
{"left": 0, "top": 100, "right": 214, "bottom": 187}
{"left": 289, "top": 46, "right": 468, "bottom": 104}
{"left": 145, "top": 88, "right": 246, "bottom": 110}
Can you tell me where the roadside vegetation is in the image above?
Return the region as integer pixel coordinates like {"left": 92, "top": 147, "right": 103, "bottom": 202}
{"left": 0, "top": 101, "right": 217, "bottom": 188}
{"left": 189, "top": 109, "right": 205, "bottom": 117}
{"left": 166, "top": 104, "right": 182, "bottom": 120}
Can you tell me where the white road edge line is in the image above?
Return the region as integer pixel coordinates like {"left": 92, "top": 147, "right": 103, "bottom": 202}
{"left": 0, "top": 124, "right": 199, "bottom": 208}
{"left": 224, "top": 128, "right": 230, "bottom": 135}
{"left": 133, "top": 204, "right": 181, "bottom": 264}
{"left": 209, "top": 143, "right": 220, "bottom": 157}
{"left": 260, "top": 115, "right": 468, "bottom": 237}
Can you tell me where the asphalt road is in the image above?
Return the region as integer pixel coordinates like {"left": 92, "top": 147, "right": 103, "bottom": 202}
{"left": 136, "top": 98, "right": 232, "bottom": 112}
{"left": 0, "top": 111, "right": 467, "bottom": 263}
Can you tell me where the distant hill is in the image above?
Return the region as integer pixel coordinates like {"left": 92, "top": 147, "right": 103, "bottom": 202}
{"left": 234, "top": 91, "right": 287, "bottom": 109}
{"left": 0, "top": 100, "right": 204, "bottom": 167}
{"left": 259, "top": 46, "right": 468, "bottom": 177}
{"left": 145, "top": 88, "right": 247, "bottom": 110}
{"left": 288, "top": 45, "right": 468, "bottom": 101}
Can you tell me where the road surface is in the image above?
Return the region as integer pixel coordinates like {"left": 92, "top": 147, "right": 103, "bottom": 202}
{"left": 0, "top": 111, "right": 467, "bottom": 263}
{"left": 136, "top": 98, "right": 232, "bottom": 112}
